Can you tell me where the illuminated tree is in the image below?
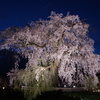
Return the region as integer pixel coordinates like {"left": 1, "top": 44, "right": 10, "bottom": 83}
{"left": 0, "top": 12, "right": 100, "bottom": 99}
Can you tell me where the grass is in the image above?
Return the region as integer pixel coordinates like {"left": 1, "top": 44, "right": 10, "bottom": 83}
{"left": 35, "top": 91, "right": 100, "bottom": 100}
{"left": 0, "top": 88, "right": 100, "bottom": 100}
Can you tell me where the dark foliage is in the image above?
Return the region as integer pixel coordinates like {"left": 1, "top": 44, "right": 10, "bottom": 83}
{"left": 0, "top": 88, "right": 25, "bottom": 100}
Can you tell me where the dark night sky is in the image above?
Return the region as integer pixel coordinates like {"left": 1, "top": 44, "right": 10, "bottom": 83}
{"left": 0, "top": 0, "right": 100, "bottom": 55}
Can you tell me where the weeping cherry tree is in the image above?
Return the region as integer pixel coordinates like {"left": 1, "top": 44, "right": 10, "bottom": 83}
{"left": 0, "top": 12, "right": 100, "bottom": 99}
